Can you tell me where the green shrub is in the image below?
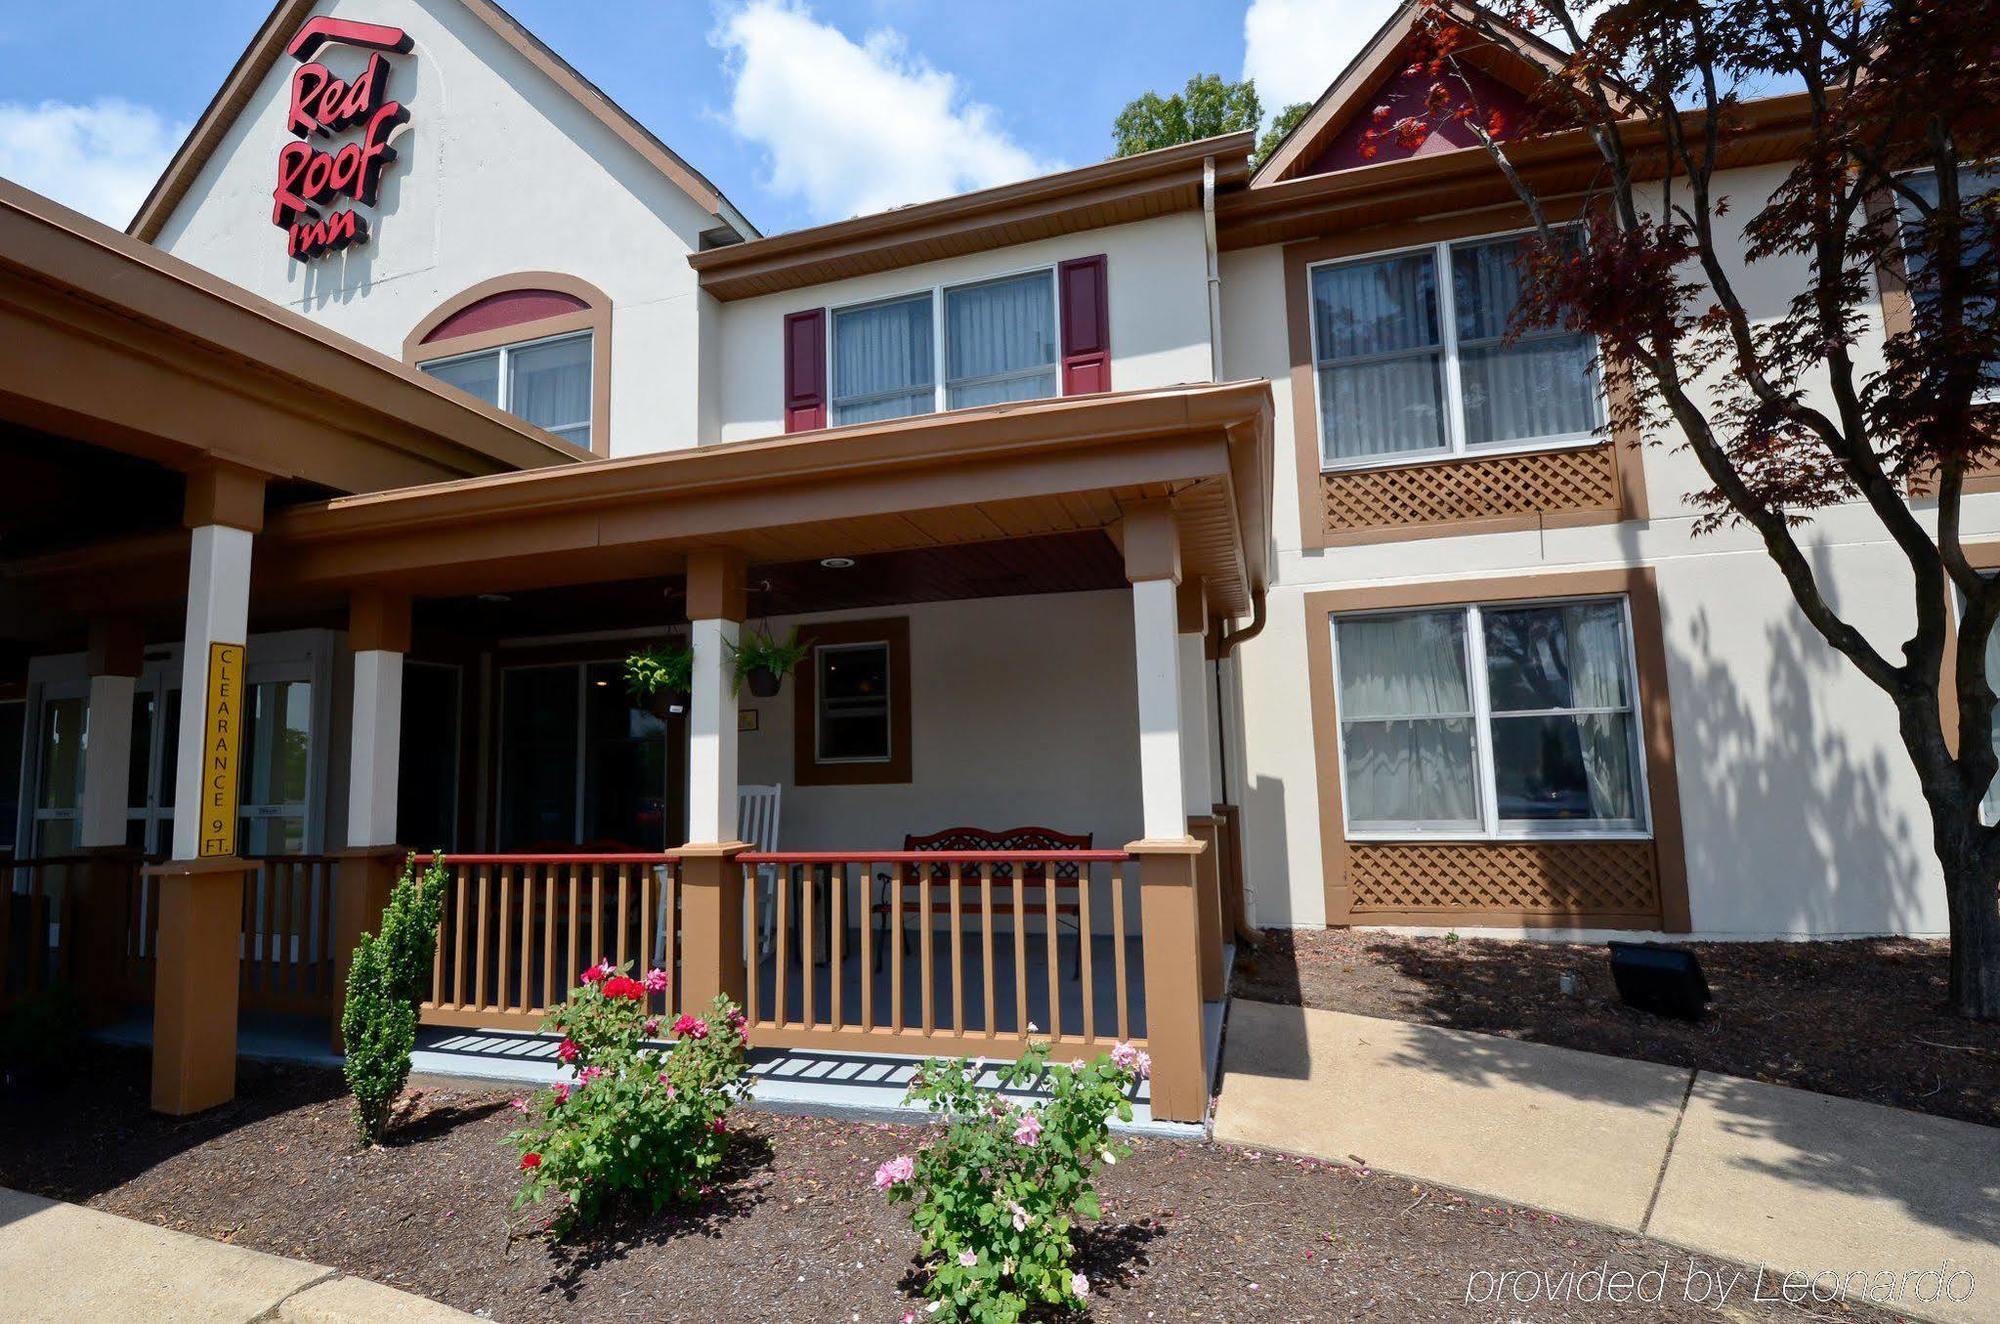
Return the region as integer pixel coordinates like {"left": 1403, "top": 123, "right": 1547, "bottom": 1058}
{"left": 506, "top": 961, "right": 749, "bottom": 1234}
{"left": 877, "top": 1041, "right": 1147, "bottom": 1322}
{"left": 340, "top": 854, "right": 447, "bottom": 1145}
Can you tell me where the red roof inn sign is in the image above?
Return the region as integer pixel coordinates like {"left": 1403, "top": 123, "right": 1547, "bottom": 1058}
{"left": 271, "top": 17, "right": 413, "bottom": 260}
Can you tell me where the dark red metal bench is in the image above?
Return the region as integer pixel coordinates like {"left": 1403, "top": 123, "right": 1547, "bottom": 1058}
{"left": 870, "top": 826, "right": 1091, "bottom": 973}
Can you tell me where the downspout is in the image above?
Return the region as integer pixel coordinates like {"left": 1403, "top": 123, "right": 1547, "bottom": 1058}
{"left": 1203, "top": 155, "right": 1223, "bottom": 381}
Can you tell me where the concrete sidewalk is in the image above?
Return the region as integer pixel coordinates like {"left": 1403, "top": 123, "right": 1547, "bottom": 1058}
{"left": 1214, "top": 998, "right": 1999, "bottom": 1324}
{"left": 0, "top": 1187, "right": 472, "bottom": 1323}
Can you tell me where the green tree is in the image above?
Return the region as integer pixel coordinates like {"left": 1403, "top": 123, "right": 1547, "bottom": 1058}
{"left": 1257, "top": 101, "right": 1313, "bottom": 168}
{"left": 1112, "top": 73, "right": 1262, "bottom": 157}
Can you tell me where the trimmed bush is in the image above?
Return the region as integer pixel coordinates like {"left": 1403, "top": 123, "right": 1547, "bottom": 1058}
{"left": 340, "top": 854, "right": 447, "bottom": 1145}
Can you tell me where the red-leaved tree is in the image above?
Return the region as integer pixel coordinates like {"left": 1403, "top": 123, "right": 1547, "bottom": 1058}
{"left": 1388, "top": 0, "right": 1999, "bottom": 1015}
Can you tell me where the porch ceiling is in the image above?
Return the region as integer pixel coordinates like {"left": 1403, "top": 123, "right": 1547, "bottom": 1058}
{"left": 284, "top": 381, "right": 1272, "bottom": 621}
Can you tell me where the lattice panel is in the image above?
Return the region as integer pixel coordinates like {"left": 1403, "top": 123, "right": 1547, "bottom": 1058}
{"left": 1322, "top": 444, "right": 1621, "bottom": 534}
{"left": 1348, "top": 840, "right": 1661, "bottom": 919}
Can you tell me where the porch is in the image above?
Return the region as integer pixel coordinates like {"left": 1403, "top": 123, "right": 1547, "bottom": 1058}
{"left": 7, "top": 375, "right": 1273, "bottom": 1123}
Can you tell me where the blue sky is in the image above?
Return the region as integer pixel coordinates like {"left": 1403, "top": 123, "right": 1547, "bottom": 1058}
{"left": 0, "top": 0, "right": 1389, "bottom": 235}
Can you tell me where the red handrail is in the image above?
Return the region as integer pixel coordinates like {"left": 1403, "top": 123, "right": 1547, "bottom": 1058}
{"left": 411, "top": 852, "right": 682, "bottom": 865}
{"left": 737, "top": 850, "right": 1132, "bottom": 864}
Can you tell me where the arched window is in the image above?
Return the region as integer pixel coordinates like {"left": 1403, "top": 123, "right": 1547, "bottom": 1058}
{"left": 406, "top": 273, "right": 611, "bottom": 455}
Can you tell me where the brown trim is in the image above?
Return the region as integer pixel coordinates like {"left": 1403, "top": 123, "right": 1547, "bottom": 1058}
{"left": 183, "top": 463, "right": 267, "bottom": 533}
{"left": 1302, "top": 567, "right": 1691, "bottom": 932}
{"left": 406, "top": 273, "right": 614, "bottom": 457}
{"left": 689, "top": 135, "right": 1252, "bottom": 302}
{"left": 1282, "top": 200, "right": 1646, "bottom": 549}
{"left": 85, "top": 620, "right": 145, "bottom": 679}
{"left": 2, "top": 177, "right": 587, "bottom": 492}
{"left": 349, "top": 587, "right": 412, "bottom": 654}
{"left": 129, "top": 0, "right": 748, "bottom": 244}
{"left": 792, "top": 616, "right": 911, "bottom": 787}
{"left": 687, "top": 547, "right": 748, "bottom": 624}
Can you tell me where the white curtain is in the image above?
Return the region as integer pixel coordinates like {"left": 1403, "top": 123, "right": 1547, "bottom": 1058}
{"left": 833, "top": 295, "right": 934, "bottom": 424}
{"left": 1448, "top": 237, "right": 1600, "bottom": 446}
{"left": 1313, "top": 253, "right": 1446, "bottom": 461}
{"left": 945, "top": 272, "right": 1057, "bottom": 408}
{"left": 1336, "top": 611, "right": 1480, "bottom": 826}
{"left": 1483, "top": 602, "right": 1637, "bottom": 824}
{"left": 1563, "top": 602, "right": 1638, "bottom": 821}
{"left": 1452, "top": 236, "right": 1600, "bottom": 447}
{"left": 509, "top": 335, "right": 591, "bottom": 435}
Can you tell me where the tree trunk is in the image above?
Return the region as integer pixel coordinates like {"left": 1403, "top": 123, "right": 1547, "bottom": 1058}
{"left": 1941, "top": 847, "right": 2000, "bottom": 1019}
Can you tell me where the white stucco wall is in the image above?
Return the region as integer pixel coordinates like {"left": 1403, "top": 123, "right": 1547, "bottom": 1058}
{"left": 1218, "top": 161, "right": 1994, "bottom": 938}
{"left": 738, "top": 590, "right": 1145, "bottom": 852}
{"left": 151, "top": 0, "right": 721, "bottom": 455}
{"left": 712, "top": 213, "right": 1215, "bottom": 443}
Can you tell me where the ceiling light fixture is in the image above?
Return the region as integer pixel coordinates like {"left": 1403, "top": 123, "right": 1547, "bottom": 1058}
{"left": 820, "top": 556, "right": 856, "bottom": 569}
{"left": 476, "top": 592, "right": 511, "bottom": 604}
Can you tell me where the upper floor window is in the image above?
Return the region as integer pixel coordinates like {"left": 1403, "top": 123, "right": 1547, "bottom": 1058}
{"left": 1896, "top": 165, "right": 2000, "bottom": 400}
{"left": 1331, "top": 597, "right": 1647, "bottom": 837}
{"left": 1310, "top": 230, "right": 1603, "bottom": 468}
{"left": 829, "top": 269, "right": 1059, "bottom": 426}
{"left": 421, "top": 330, "right": 593, "bottom": 448}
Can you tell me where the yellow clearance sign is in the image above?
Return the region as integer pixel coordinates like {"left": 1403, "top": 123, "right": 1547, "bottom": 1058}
{"left": 199, "top": 642, "right": 245, "bottom": 858}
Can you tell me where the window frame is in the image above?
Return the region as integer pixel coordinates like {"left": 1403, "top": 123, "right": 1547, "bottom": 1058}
{"left": 1306, "top": 224, "right": 1608, "bottom": 473}
{"left": 824, "top": 263, "right": 1065, "bottom": 426}
{"left": 419, "top": 327, "right": 596, "bottom": 447}
{"left": 793, "top": 616, "right": 912, "bottom": 787}
{"left": 1328, "top": 593, "right": 1652, "bottom": 841}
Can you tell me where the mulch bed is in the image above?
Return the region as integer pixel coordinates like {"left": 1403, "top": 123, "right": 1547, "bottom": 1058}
{"left": 1233, "top": 929, "right": 2000, "bottom": 1129}
{"left": 0, "top": 1047, "right": 1889, "bottom": 1322}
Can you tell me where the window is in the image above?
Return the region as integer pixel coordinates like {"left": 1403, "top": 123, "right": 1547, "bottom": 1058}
{"left": 815, "top": 643, "right": 891, "bottom": 763}
{"left": 1896, "top": 166, "right": 2000, "bottom": 400}
{"left": 1331, "top": 597, "right": 1647, "bottom": 836}
{"left": 794, "top": 617, "right": 910, "bottom": 786}
{"left": 496, "top": 658, "right": 681, "bottom": 852}
{"left": 829, "top": 269, "right": 1059, "bottom": 425}
{"left": 421, "top": 330, "right": 593, "bottom": 446}
{"left": 29, "top": 694, "right": 84, "bottom": 855}
{"left": 239, "top": 678, "right": 313, "bottom": 855}
{"left": 1311, "top": 230, "right": 1603, "bottom": 467}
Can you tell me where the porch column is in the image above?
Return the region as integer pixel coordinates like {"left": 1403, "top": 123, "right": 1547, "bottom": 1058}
{"left": 332, "top": 588, "right": 411, "bottom": 1050}
{"left": 151, "top": 463, "right": 263, "bottom": 1115}
{"left": 1122, "top": 503, "right": 1208, "bottom": 1124}
{"left": 1177, "top": 583, "right": 1225, "bottom": 1002}
{"left": 74, "top": 620, "right": 144, "bottom": 1025}
{"left": 679, "top": 547, "right": 749, "bottom": 1009}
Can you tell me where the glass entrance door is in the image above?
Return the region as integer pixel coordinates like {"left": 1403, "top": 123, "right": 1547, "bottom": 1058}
{"left": 496, "top": 658, "right": 686, "bottom": 851}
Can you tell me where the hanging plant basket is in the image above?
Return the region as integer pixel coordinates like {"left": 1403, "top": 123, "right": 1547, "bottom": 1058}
{"left": 647, "top": 686, "right": 691, "bottom": 717}
{"left": 625, "top": 643, "right": 693, "bottom": 717}
{"left": 727, "top": 626, "right": 810, "bottom": 698}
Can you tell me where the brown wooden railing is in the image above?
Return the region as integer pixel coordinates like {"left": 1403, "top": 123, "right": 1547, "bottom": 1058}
{"left": 738, "top": 850, "right": 1145, "bottom": 1060}
{"left": 414, "top": 854, "right": 685, "bottom": 1030}
{"left": 114, "top": 854, "right": 345, "bottom": 1016}
{"left": 1, "top": 856, "right": 83, "bottom": 1007}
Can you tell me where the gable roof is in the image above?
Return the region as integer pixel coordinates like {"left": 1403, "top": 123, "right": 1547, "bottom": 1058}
{"left": 1251, "top": 0, "right": 1621, "bottom": 188}
{"left": 128, "top": 0, "right": 757, "bottom": 244}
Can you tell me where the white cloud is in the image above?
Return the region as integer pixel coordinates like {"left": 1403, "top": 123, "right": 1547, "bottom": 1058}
{"left": 711, "top": 0, "right": 1058, "bottom": 225}
{"left": 1243, "top": 0, "right": 1402, "bottom": 125}
{"left": 0, "top": 98, "right": 187, "bottom": 228}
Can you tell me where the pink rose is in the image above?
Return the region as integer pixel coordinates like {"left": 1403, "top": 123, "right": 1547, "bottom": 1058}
{"left": 672, "top": 1013, "right": 709, "bottom": 1041}
{"left": 1012, "top": 1112, "right": 1042, "bottom": 1147}
{"left": 551, "top": 1083, "right": 571, "bottom": 1104}
{"left": 642, "top": 967, "right": 670, "bottom": 994}
{"left": 579, "top": 961, "right": 608, "bottom": 984}
{"left": 873, "top": 1155, "right": 915, "bottom": 1190}
{"left": 556, "top": 1038, "right": 578, "bottom": 1064}
{"left": 643, "top": 1019, "right": 660, "bottom": 1037}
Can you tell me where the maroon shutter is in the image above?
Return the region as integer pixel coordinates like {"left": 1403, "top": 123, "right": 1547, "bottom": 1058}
{"left": 783, "top": 308, "right": 827, "bottom": 431}
{"left": 1057, "top": 254, "right": 1110, "bottom": 395}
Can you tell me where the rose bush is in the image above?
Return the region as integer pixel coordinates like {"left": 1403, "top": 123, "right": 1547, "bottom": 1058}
{"left": 878, "top": 1040, "right": 1147, "bottom": 1322}
{"left": 506, "top": 960, "right": 749, "bottom": 1232}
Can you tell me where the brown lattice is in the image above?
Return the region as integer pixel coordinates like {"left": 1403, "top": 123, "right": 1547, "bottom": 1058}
{"left": 1322, "top": 444, "right": 1621, "bottom": 534}
{"left": 1348, "top": 840, "right": 1661, "bottom": 920}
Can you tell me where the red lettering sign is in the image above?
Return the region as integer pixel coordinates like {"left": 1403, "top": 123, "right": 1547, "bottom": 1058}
{"left": 271, "top": 20, "right": 411, "bottom": 261}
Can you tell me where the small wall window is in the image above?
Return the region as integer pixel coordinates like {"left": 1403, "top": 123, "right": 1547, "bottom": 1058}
{"left": 1331, "top": 597, "right": 1647, "bottom": 837}
{"left": 794, "top": 617, "right": 911, "bottom": 786}
{"left": 421, "top": 330, "right": 593, "bottom": 447}
{"left": 829, "top": 269, "right": 1059, "bottom": 426}
{"left": 1311, "top": 229, "right": 1602, "bottom": 468}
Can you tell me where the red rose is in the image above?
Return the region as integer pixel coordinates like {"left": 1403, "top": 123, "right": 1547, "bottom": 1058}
{"left": 520, "top": 1152, "right": 542, "bottom": 1170}
{"left": 601, "top": 975, "right": 645, "bottom": 1001}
